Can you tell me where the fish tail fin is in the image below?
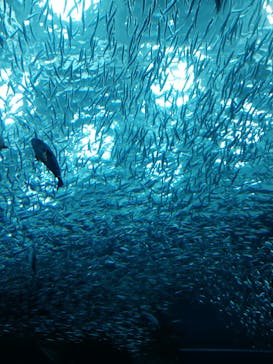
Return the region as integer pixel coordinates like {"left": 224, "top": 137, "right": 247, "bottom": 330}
{"left": 57, "top": 177, "right": 64, "bottom": 190}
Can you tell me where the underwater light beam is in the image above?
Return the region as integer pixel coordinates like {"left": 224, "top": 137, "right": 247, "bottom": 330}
{"left": 45, "top": 0, "right": 100, "bottom": 21}
{"left": 151, "top": 54, "right": 194, "bottom": 108}
{"left": 263, "top": 1, "right": 273, "bottom": 24}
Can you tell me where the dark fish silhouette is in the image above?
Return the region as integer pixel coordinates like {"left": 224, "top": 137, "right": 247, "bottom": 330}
{"left": 31, "top": 138, "right": 64, "bottom": 189}
{"left": 215, "top": 0, "right": 222, "bottom": 12}
{"left": 0, "top": 136, "right": 8, "bottom": 150}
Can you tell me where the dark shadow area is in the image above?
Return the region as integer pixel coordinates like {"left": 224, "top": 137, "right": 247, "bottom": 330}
{"left": 137, "top": 299, "right": 273, "bottom": 363}
{"left": 0, "top": 300, "right": 272, "bottom": 364}
{"left": 0, "top": 335, "right": 133, "bottom": 364}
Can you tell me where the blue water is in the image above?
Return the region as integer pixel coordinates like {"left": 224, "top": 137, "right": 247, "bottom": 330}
{"left": 0, "top": 0, "right": 272, "bottom": 354}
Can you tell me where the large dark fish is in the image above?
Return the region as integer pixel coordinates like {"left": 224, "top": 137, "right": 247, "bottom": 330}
{"left": 31, "top": 138, "right": 64, "bottom": 189}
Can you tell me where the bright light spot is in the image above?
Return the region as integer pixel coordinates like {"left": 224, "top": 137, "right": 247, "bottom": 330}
{"left": 78, "top": 124, "right": 114, "bottom": 161}
{"left": 151, "top": 51, "right": 194, "bottom": 108}
{"left": 10, "top": 93, "right": 24, "bottom": 113}
{"left": 267, "top": 14, "right": 273, "bottom": 24}
{"left": 263, "top": 1, "right": 273, "bottom": 24}
{"left": 4, "top": 118, "right": 15, "bottom": 125}
{"left": 0, "top": 69, "right": 11, "bottom": 82}
{"left": 0, "top": 70, "right": 31, "bottom": 126}
{"left": 177, "top": 95, "right": 189, "bottom": 106}
{"left": 44, "top": 0, "right": 100, "bottom": 21}
{"left": 22, "top": 72, "right": 30, "bottom": 87}
{"left": 235, "top": 161, "right": 246, "bottom": 168}
{"left": 264, "top": 3, "right": 273, "bottom": 13}
{"left": 194, "top": 50, "right": 206, "bottom": 61}
{"left": 173, "top": 164, "right": 183, "bottom": 176}
{"left": 152, "top": 44, "right": 160, "bottom": 51}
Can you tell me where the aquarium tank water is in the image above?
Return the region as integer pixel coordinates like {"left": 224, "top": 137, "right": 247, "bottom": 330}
{"left": 0, "top": 0, "right": 272, "bottom": 360}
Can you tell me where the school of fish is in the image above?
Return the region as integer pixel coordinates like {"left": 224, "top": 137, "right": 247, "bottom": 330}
{"left": 0, "top": 0, "right": 272, "bottom": 354}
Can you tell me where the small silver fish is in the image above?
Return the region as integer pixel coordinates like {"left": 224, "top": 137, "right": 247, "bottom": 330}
{"left": 31, "top": 137, "right": 64, "bottom": 189}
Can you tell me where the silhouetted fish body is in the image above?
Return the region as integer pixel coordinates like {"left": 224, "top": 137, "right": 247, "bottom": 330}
{"left": 31, "top": 138, "right": 64, "bottom": 189}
